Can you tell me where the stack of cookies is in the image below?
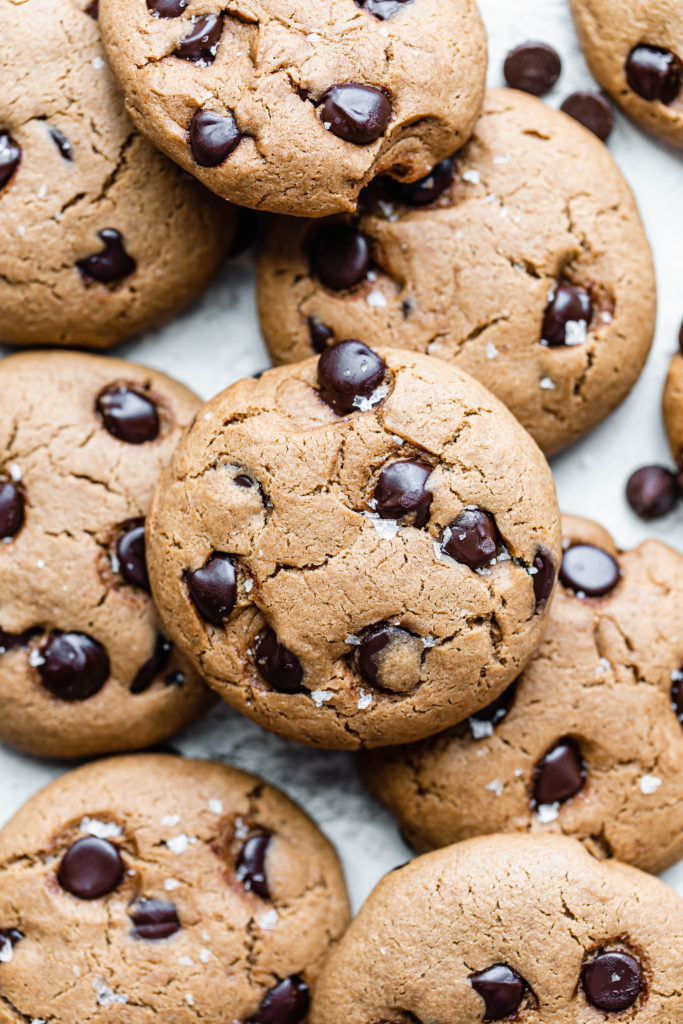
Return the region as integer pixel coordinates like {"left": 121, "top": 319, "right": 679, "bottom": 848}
{"left": 0, "top": 0, "right": 682, "bottom": 1021}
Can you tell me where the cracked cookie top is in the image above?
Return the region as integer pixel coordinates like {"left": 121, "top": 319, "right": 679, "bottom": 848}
{"left": 0, "top": 351, "right": 212, "bottom": 759}
{"left": 146, "top": 343, "right": 561, "bottom": 750}
{"left": 0, "top": 754, "right": 350, "bottom": 1022}
{"left": 257, "top": 89, "right": 657, "bottom": 455}
{"left": 0, "top": 0, "right": 236, "bottom": 350}
{"left": 310, "top": 833, "right": 683, "bottom": 1024}
{"left": 362, "top": 514, "right": 683, "bottom": 875}
{"left": 97, "top": 0, "right": 487, "bottom": 217}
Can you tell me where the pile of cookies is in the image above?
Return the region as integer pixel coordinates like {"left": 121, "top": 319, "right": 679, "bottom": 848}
{"left": 0, "top": 0, "right": 682, "bottom": 1021}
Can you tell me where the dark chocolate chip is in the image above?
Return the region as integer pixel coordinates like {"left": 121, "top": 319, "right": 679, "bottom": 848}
{"left": 175, "top": 14, "right": 223, "bottom": 63}
{"left": 320, "top": 83, "right": 392, "bottom": 144}
{"left": 309, "top": 223, "right": 371, "bottom": 292}
{"left": 247, "top": 977, "right": 310, "bottom": 1024}
{"left": 58, "top": 837, "right": 124, "bottom": 899}
{"left": 443, "top": 509, "right": 499, "bottom": 570}
{"left": 560, "top": 543, "right": 620, "bottom": 597}
{"left": 542, "top": 281, "right": 593, "bottom": 346}
{"left": 77, "top": 228, "right": 136, "bottom": 283}
{"left": 582, "top": 950, "right": 643, "bottom": 1013}
{"left": 49, "top": 126, "right": 73, "bottom": 161}
{"left": 356, "top": 624, "right": 422, "bottom": 693}
{"left": 0, "top": 478, "right": 24, "bottom": 540}
{"left": 97, "top": 384, "right": 159, "bottom": 444}
{"left": 36, "top": 631, "right": 110, "bottom": 701}
{"left": 0, "top": 131, "right": 21, "bottom": 191}
{"left": 626, "top": 465, "right": 678, "bottom": 520}
{"left": 468, "top": 682, "right": 517, "bottom": 738}
{"left": 116, "top": 521, "right": 149, "bottom": 591}
{"left": 130, "top": 898, "right": 181, "bottom": 939}
{"left": 358, "top": 0, "right": 413, "bottom": 20}
{"left": 165, "top": 669, "right": 185, "bottom": 687}
{"left": 236, "top": 832, "right": 272, "bottom": 899}
{"left": 317, "top": 339, "right": 386, "bottom": 415}
{"left": 189, "top": 109, "right": 242, "bottom": 166}
{"left": 84, "top": 0, "right": 98, "bottom": 17}
{"left": 235, "top": 475, "right": 254, "bottom": 488}
{"left": 532, "top": 551, "right": 556, "bottom": 608}
{"left": 0, "top": 627, "right": 40, "bottom": 654}
{"left": 504, "top": 42, "right": 562, "bottom": 96}
{"left": 185, "top": 553, "right": 238, "bottom": 626}
{"left": 308, "top": 317, "right": 335, "bottom": 354}
{"left": 533, "top": 738, "right": 585, "bottom": 806}
{"left": 560, "top": 91, "right": 614, "bottom": 141}
{"left": 147, "top": 0, "right": 187, "bottom": 15}
{"left": 373, "top": 461, "right": 432, "bottom": 526}
{"left": 255, "top": 629, "right": 304, "bottom": 694}
{"left": 469, "top": 963, "right": 528, "bottom": 1021}
{"left": 389, "top": 156, "right": 455, "bottom": 206}
{"left": 131, "top": 634, "right": 172, "bottom": 694}
{"left": 672, "top": 672, "right": 683, "bottom": 725}
{"left": 626, "top": 45, "right": 682, "bottom": 104}
{"left": 0, "top": 928, "right": 23, "bottom": 955}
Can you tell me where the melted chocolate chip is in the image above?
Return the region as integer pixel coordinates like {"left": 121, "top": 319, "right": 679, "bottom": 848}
{"left": 0, "top": 929, "right": 23, "bottom": 953}
{"left": 373, "top": 461, "right": 432, "bottom": 526}
{"left": 626, "top": 45, "right": 682, "bottom": 104}
{"left": 533, "top": 738, "right": 585, "bottom": 807}
{"left": 317, "top": 340, "right": 386, "bottom": 415}
{"left": 130, "top": 898, "right": 180, "bottom": 939}
{"left": 389, "top": 156, "right": 455, "bottom": 206}
{"left": 189, "top": 109, "right": 242, "bottom": 166}
{"left": 532, "top": 551, "right": 556, "bottom": 608}
{"left": 0, "top": 131, "right": 20, "bottom": 191}
{"left": 672, "top": 673, "right": 683, "bottom": 725}
{"left": 560, "top": 544, "right": 620, "bottom": 598}
{"left": 49, "top": 126, "right": 73, "bottom": 161}
{"left": 468, "top": 682, "right": 517, "bottom": 738}
{"left": 356, "top": 624, "right": 423, "bottom": 693}
{"left": 0, "top": 627, "right": 40, "bottom": 654}
{"left": 309, "top": 223, "right": 371, "bottom": 292}
{"left": 131, "top": 634, "right": 172, "bottom": 694}
{"left": 97, "top": 384, "right": 160, "bottom": 444}
{"left": 582, "top": 950, "right": 643, "bottom": 1012}
{"left": 175, "top": 14, "right": 223, "bottom": 63}
{"left": 469, "top": 963, "right": 528, "bottom": 1021}
{"left": 116, "top": 521, "right": 150, "bottom": 591}
{"left": 0, "top": 478, "right": 24, "bottom": 540}
{"left": 185, "top": 553, "right": 238, "bottom": 626}
{"left": 308, "top": 317, "right": 335, "bottom": 354}
{"left": 542, "top": 282, "right": 593, "bottom": 346}
{"left": 247, "top": 977, "right": 310, "bottom": 1024}
{"left": 236, "top": 832, "right": 272, "bottom": 899}
{"left": 255, "top": 630, "right": 304, "bottom": 694}
{"left": 77, "top": 229, "right": 136, "bottom": 283}
{"left": 36, "top": 631, "right": 110, "bottom": 701}
{"left": 560, "top": 91, "right": 615, "bottom": 141}
{"left": 58, "top": 837, "right": 124, "bottom": 899}
{"left": 320, "top": 83, "right": 392, "bottom": 144}
{"left": 147, "top": 0, "right": 187, "bottom": 15}
{"left": 443, "top": 510, "right": 499, "bottom": 569}
{"left": 358, "top": 0, "right": 412, "bottom": 19}
{"left": 626, "top": 465, "right": 678, "bottom": 520}
{"left": 504, "top": 42, "right": 562, "bottom": 96}
{"left": 84, "top": 0, "right": 98, "bottom": 16}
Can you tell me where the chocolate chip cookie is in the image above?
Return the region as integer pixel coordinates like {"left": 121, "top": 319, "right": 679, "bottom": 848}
{"left": 0, "top": 351, "right": 212, "bottom": 759}
{"left": 0, "top": 0, "right": 236, "bottom": 350}
{"left": 310, "top": 833, "right": 683, "bottom": 1023}
{"left": 663, "top": 349, "right": 683, "bottom": 477}
{"left": 257, "top": 89, "right": 657, "bottom": 455}
{"left": 146, "top": 343, "right": 561, "bottom": 750}
{"left": 97, "top": 0, "right": 487, "bottom": 217}
{"left": 0, "top": 753, "right": 350, "bottom": 1022}
{"left": 570, "top": 0, "right": 683, "bottom": 148}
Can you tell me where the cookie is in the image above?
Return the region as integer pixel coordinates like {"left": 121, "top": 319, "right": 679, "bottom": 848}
{"left": 663, "top": 350, "right": 683, "bottom": 474}
{"left": 0, "top": 0, "right": 237, "bottom": 350}
{"left": 570, "top": 0, "right": 683, "bottom": 149}
{"left": 362, "top": 515, "right": 683, "bottom": 875}
{"left": 0, "top": 351, "right": 212, "bottom": 759}
{"left": 310, "top": 833, "right": 683, "bottom": 1023}
{"left": 0, "top": 753, "right": 350, "bottom": 1022}
{"left": 97, "top": 0, "right": 487, "bottom": 218}
{"left": 257, "top": 89, "right": 657, "bottom": 455}
{"left": 146, "top": 343, "right": 561, "bottom": 750}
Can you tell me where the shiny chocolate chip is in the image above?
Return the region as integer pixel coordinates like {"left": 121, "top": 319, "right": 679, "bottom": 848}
{"left": 255, "top": 629, "right": 304, "bottom": 694}
{"left": 247, "top": 977, "right": 310, "bottom": 1024}
{"left": 185, "top": 553, "right": 238, "bottom": 626}
{"left": 130, "top": 898, "right": 180, "bottom": 939}
{"left": 236, "top": 832, "right": 272, "bottom": 899}
{"left": 0, "top": 131, "right": 21, "bottom": 190}
{"left": 504, "top": 42, "right": 561, "bottom": 96}
{"left": 560, "top": 543, "right": 620, "bottom": 597}
{"left": 443, "top": 510, "right": 499, "bottom": 570}
{"left": 308, "top": 317, "right": 335, "bottom": 354}
{"left": 77, "top": 229, "right": 136, "bottom": 283}
{"left": 672, "top": 673, "right": 683, "bottom": 725}
{"left": 0, "top": 478, "right": 24, "bottom": 540}
{"left": 189, "top": 109, "right": 242, "bottom": 166}
{"left": 358, "top": 0, "right": 413, "bottom": 19}
{"left": 147, "top": 0, "right": 187, "bottom": 15}
{"left": 116, "top": 521, "right": 149, "bottom": 591}
{"left": 320, "top": 83, "right": 392, "bottom": 144}
{"left": 389, "top": 156, "right": 455, "bottom": 206}
{"left": 373, "top": 461, "right": 432, "bottom": 526}
{"left": 84, "top": 0, "right": 98, "bottom": 16}
{"left": 626, "top": 465, "right": 678, "bottom": 521}
{"left": 469, "top": 963, "right": 528, "bottom": 1021}
{"left": 97, "top": 384, "right": 160, "bottom": 444}
{"left": 468, "top": 682, "right": 517, "bottom": 739}
{"left": 582, "top": 950, "right": 643, "bottom": 1012}
{"left": 175, "top": 14, "right": 223, "bottom": 63}
{"left": 317, "top": 339, "right": 386, "bottom": 415}
{"left": 542, "top": 282, "right": 592, "bottom": 346}
{"left": 533, "top": 738, "right": 585, "bottom": 807}
{"left": 36, "top": 631, "right": 110, "bottom": 701}
{"left": 309, "top": 223, "right": 371, "bottom": 292}
{"left": 58, "top": 837, "right": 124, "bottom": 899}
{"left": 532, "top": 551, "right": 556, "bottom": 608}
{"left": 49, "top": 126, "right": 73, "bottom": 161}
{"left": 356, "top": 624, "right": 422, "bottom": 693}
{"left": 131, "top": 634, "right": 172, "bottom": 694}
{"left": 0, "top": 929, "right": 23, "bottom": 956}
{"left": 626, "top": 45, "right": 681, "bottom": 104}
{"left": 560, "top": 91, "right": 614, "bottom": 141}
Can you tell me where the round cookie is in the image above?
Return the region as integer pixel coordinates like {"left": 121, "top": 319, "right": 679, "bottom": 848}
{"left": 97, "top": 0, "right": 487, "bottom": 218}
{"left": 663, "top": 349, "right": 683, "bottom": 474}
{"left": 257, "top": 89, "right": 657, "bottom": 455}
{"left": 0, "top": 0, "right": 237, "bottom": 350}
{"left": 570, "top": 0, "right": 683, "bottom": 149}
{"left": 310, "top": 834, "right": 683, "bottom": 1024}
{"left": 362, "top": 515, "right": 683, "bottom": 875}
{"left": 0, "top": 351, "right": 212, "bottom": 759}
{"left": 146, "top": 342, "right": 561, "bottom": 750}
{"left": 0, "top": 754, "right": 350, "bottom": 1022}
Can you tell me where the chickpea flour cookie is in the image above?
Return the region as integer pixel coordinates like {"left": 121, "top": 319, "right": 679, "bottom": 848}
{"left": 0, "top": 754, "right": 350, "bottom": 1022}
{"left": 147, "top": 343, "right": 561, "bottom": 750}
{"left": 362, "top": 515, "right": 683, "bottom": 875}
{"left": 310, "top": 834, "right": 683, "bottom": 1024}
{"left": 570, "top": 0, "right": 683, "bottom": 149}
{"left": 0, "top": 0, "right": 237, "bottom": 350}
{"left": 257, "top": 89, "right": 656, "bottom": 455}
{"left": 663, "top": 349, "right": 683, "bottom": 478}
{"left": 97, "top": 0, "right": 487, "bottom": 218}
{"left": 0, "top": 351, "right": 212, "bottom": 759}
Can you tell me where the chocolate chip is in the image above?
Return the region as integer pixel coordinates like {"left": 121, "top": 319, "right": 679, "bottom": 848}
{"left": 356, "top": 624, "right": 423, "bottom": 693}
{"left": 255, "top": 629, "right": 304, "bottom": 694}
{"left": 626, "top": 45, "right": 682, "bottom": 104}
{"left": 443, "top": 510, "right": 499, "bottom": 570}
{"left": 308, "top": 317, "right": 335, "bottom": 354}
{"left": 373, "top": 461, "right": 432, "bottom": 526}
{"left": 582, "top": 950, "right": 643, "bottom": 1012}
{"left": 533, "top": 738, "right": 585, "bottom": 806}
{"left": 532, "top": 551, "right": 556, "bottom": 608}
{"left": 185, "top": 553, "right": 238, "bottom": 626}
{"left": 309, "top": 223, "right": 371, "bottom": 291}
{"left": 130, "top": 898, "right": 180, "bottom": 939}
{"left": 672, "top": 674, "right": 683, "bottom": 725}
{"left": 0, "top": 131, "right": 21, "bottom": 191}
{"left": 189, "top": 109, "right": 242, "bottom": 166}
{"left": 116, "top": 521, "right": 149, "bottom": 591}
{"left": 469, "top": 963, "right": 528, "bottom": 1020}
{"left": 77, "top": 228, "right": 136, "bottom": 283}
{"left": 542, "top": 282, "right": 592, "bottom": 346}
{"left": 97, "top": 384, "right": 160, "bottom": 444}
{"left": 147, "top": 0, "right": 187, "bottom": 15}
{"left": 247, "top": 977, "right": 310, "bottom": 1024}
{"left": 36, "top": 631, "right": 110, "bottom": 701}
{"left": 358, "top": 0, "right": 413, "bottom": 19}
{"left": 165, "top": 669, "right": 185, "bottom": 687}
{"left": 468, "top": 682, "right": 517, "bottom": 738}
{"left": 0, "top": 478, "right": 24, "bottom": 540}
{"left": 84, "top": 0, "right": 98, "bottom": 17}
{"left": 131, "top": 634, "right": 172, "bottom": 694}
{"left": 389, "top": 156, "right": 455, "bottom": 206}
{"left": 235, "top": 475, "right": 254, "bottom": 488}
{"left": 175, "top": 14, "right": 223, "bottom": 63}
{"left": 320, "top": 83, "right": 392, "bottom": 145}
{"left": 236, "top": 832, "right": 272, "bottom": 899}
{"left": 560, "top": 91, "right": 615, "bottom": 141}
{"left": 317, "top": 339, "right": 387, "bottom": 415}
{"left": 560, "top": 543, "right": 620, "bottom": 597}
{"left": 58, "top": 837, "right": 124, "bottom": 899}
{"left": 504, "top": 42, "right": 562, "bottom": 96}
{"left": 0, "top": 929, "right": 23, "bottom": 954}
{"left": 626, "top": 465, "right": 678, "bottom": 520}
{"left": 0, "top": 627, "right": 40, "bottom": 654}
{"left": 49, "top": 126, "right": 73, "bottom": 161}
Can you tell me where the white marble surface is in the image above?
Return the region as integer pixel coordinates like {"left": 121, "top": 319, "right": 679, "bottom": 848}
{"left": 1, "top": 0, "right": 682, "bottom": 910}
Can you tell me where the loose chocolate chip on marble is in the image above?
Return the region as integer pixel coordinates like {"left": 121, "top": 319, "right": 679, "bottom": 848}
{"left": 560, "top": 543, "right": 620, "bottom": 597}
{"left": 97, "top": 384, "right": 160, "bottom": 444}
{"left": 504, "top": 42, "right": 562, "bottom": 96}
{"left": 255, "top": 629, "right": 304, "bottom": 694}
{"left": 185, "top": 553, "right": 238, "bottom": 626}
{"left": 356, "top": 624, "right": 423, "bottom": 693}
{"left": 175, "top": 14, "right": 223, "bottom": 63}
{"left": 116, "top": 521, "right": 150, "bottom": 591}
{"left": 130, "top": 898, "right": 181, "bottom": 939}
{"left": 236, "top": 832, "right": 272, "bottom": 899}
{"left": 0, "top": 628, "right": 40, "bottom": 654}
{"left": 131, "top": 634, "right": 172, "bottom": 694}
{"left": 247, "top": 976, "right": 310, "bottom": 1024}
{"left": 542, "top": 282, "right": 593, "bottom": 346}
{"left": 317, "top": 339, "right": 387, "bottom": 415}
{"left": 443, "top": 509, "right": 499, "bottom": 570}
{"left": 77, "top": 229, "right": 136, "bottom": 283}
{"left": 626, "top": 45, "right": 682, "bottom": 104}
{"left": 309, "top": 223, "right": 371, "bottom": 292}
{"left": 389, "top": 156, "right": 456, "bottom": 207}
{"left": 469, "top": 963, "right": 528, "bottom": 1021}
{"left": 582, "top": 950, "right": 643, "bottom": 1013}
{"left": 626, "top": 465, "right": 678, "bottom": 520}
{"left": 0, "top": 929, "right": 23, "bottom": 957}
{"left": 672, "top": 673, "right": 683, "bottom": 725}
{"left": 0, "top": 131, "right": 21, "bottom": 191}
{"left": 320, "top": 83, "right": 392, "bottom": 144}
{"left": 358, "top": 0, "right": 413, "bottom": 19}
{"left": 189, "top": 109, "right": 242, "bottom": 166}
{"left": 49, "top": 126, "right": 73, "bottom": 161}
{"left": 533, "top": 738, "right": 585, "bottom": 807}
{"left": 468, "top": 682, "right": 517, "bottom": 738}
{"left": 84, "top": 0, "right": 98, "bottom": 17}
{"left": 532, "top": 551, "right": 556, "bottom": 608}
{"left": 147, "top": 0, "right": 187, "bottom": 15}
{"left": 36, "top": 631, "right": 110, "bottom": 701}
{"left": 560, "top": 91, "right": 615, "bottom": 141}
{"left": 373, "top": 461, "right": 432, "bottom": 526}
{"left": 0, "top": 478, "right": 24, "bottom": 540}
{"left": 308, "top": 317, "right": 335, "bottom": 354}
{"left": 58, "top": 838, "right": 123, "bottom": 899}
